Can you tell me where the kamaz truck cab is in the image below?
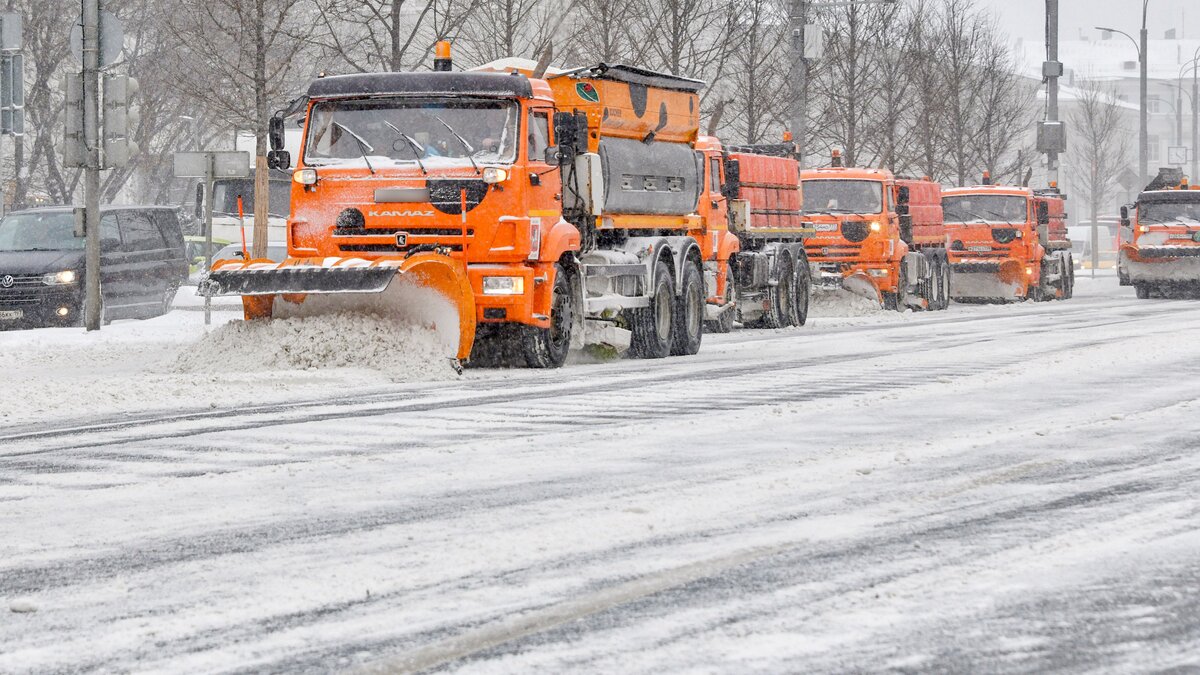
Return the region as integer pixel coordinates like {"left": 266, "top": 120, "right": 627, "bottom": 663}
{"left": 801, "top": 156, "right": 949, "bottom": 311}
{"left": 1118, "top": 168, "right": 1200, "bottom": 298}
{"left": 942, "top": 180, "right": 1073, "bottom": 302}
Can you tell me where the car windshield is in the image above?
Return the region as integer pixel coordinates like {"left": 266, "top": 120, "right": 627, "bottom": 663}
{"left": 1139, "top": 201, "right": 1200, "bottom": 224}
{"left": 304, "top": 98, "right": 518, "bottom": 168}
{"left": 943, "top": 195, "right": 1027, "bottom": 224}
{"left": 212, "top": 179, "right": 291, "bottom": 218}
{"left": 802, "top": 180, "right": 883, "bottom": 214}
{"left": 0, "top": 212, "right": 83, "bottom": 252}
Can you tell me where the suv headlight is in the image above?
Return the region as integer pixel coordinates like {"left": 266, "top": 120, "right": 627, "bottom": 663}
{"left": 42, "top": 270, "right": 78, "bottom": 285}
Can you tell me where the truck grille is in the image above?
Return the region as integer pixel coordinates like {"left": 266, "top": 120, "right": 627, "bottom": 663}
{"left": 806, "top": 243, "right": 863, "bottom": 260}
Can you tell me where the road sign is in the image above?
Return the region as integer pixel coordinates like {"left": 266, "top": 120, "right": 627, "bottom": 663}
{"left": 69, "top": 11, "right": 123, "bottom": 68}
{"left": 1168, "top": 146, "right": 1189, "bottom": 166}
{"left": 0, "top": 13, "right": 21, "bottom": 51}
{"left": 174, "top": 151, "right": 251, "bottom": 178}
{"left": 1117, "top": 167, "right": 1141, "bottom": 192}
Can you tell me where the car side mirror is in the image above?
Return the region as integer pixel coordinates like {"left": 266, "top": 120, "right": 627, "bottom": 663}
{"left": 269, "top": 114, "right": 286, "bottom": 151}
{"left": 267, "top": 149, "right": 291, "bottom": 171}
{"left": 722, "top": 158, "right": 741, "bottom": 202}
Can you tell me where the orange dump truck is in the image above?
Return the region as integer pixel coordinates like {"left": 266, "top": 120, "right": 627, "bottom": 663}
{"left": 942, "top": 181, "right": 1074, "bottom": 302}
{"left": 801, "top": 158, "right": 950, "bottom": 311}
{"left": 200, "top": 49, "right": 727, "bottom": 367}
{"left": 702, "top": 144, "right": 811, "bottom": 332}
{"left": 1118, "top": 169, "right": 1200, "bottom": 298}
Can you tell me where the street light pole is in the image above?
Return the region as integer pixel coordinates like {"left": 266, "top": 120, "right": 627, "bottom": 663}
{"left": 1140, "top": 0, "right": 1149, "bottom": 184}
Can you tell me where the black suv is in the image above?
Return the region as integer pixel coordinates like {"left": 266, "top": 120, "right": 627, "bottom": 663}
{"left": 0, "top": 206, "right": 188, "bottom": 329}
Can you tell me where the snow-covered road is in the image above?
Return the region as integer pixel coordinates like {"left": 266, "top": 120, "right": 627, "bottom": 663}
{"left": 3, "top": 277, "right": 1200, "bottom": 673}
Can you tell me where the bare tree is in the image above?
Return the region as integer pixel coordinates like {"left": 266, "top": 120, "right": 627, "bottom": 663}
{"left": 1068, "top": 78, "right": 1132, "bottom": 234}
{"left": 722, "top": 0, "right": 786, "bottom": 144}
{"left": 167, "top": 0, "right": 314, "bottom": 255}
{"left": 308, "top": 0, "right": 478, "bottom": 73}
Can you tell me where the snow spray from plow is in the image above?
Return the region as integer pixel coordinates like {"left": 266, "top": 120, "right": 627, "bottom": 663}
{"left": 199, "top": 252, "right": 476, "bottom": 362}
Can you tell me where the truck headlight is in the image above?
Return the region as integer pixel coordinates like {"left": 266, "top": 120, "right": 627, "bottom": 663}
{"left": 42, "top": 270, "right": 78, "bottom": 285}
{"left": 482, "top": 276, "right": 525, "bottom": 295}
{"left": 869, "top": 221, "right": 881, "bottom": 232}
{"left": 482, "top": 167, "right": 509, "bottom": 184}
{"left": 867, "top": 268, "right": 889, "bottom": 277}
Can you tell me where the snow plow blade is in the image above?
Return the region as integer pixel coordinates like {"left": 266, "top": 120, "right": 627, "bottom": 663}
{"left": 198, "top": 254, "right": 477, "bottom": 361}
{"left": 199, "top": 264, "right": 398, "bottom": 296}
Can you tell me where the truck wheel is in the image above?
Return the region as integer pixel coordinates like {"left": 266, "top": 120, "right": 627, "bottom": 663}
{"left": 629, "top": 260, "right": 674, "bottom": 359}
{"left": 705, "top": 261, "right": 736, "bottom": 334}
{"left": 523, "top": 263, "right": 574, "bottom": 368}
{"left": 937, "top": 254, "right": 952, "bottom": 310}
{"left": 793, "top": 258, "right": 811, "bottom": 326}
{"left": 1135, "top": 283, "right": 1151, "bottom": 299}
{"left": 892, "top": 262, "right": 909, "bottom": 312}
{"left": 766, "top": 257, "right": 796, "bottom": 328}
{"left": 670, "top": 261, "right": 704, "bottom": 356}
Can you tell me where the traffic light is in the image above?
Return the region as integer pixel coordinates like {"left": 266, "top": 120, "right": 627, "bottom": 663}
{"left": 62, "top": 72, "right": 85, "bottom": 168}
{"left": 102, "top": 74, "right": 138, "bottom": 168}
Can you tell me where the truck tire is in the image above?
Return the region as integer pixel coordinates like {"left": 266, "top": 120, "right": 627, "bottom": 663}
{"left": 793, "top": 256, "right": 811, "bottom": 326}
{"left": 1135, "top": 283, "right": 1151, "bottom": 299}
{"left": 628, "top": 260, "right": 674, "bottom": 359}
{"left": 705, "top": 260, "right": 736, "bottom": 334}
{"left": 670, "top": 260, "right": 704, "bottom": 356}
{"left": 891, "top": 261, "right": 909, "bottom": 312}
{"left": 523, "top": 262, "right": 574, "bottom": 368}
{"left": 765, "top": 257, "right": 796, "bottom": 328}
{"left": 936, "top": 253, "right": 952, "bottom": 310}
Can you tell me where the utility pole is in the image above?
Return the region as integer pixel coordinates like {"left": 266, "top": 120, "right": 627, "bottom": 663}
{"left": 1045, "top": 0, "right": 1060, "bottom": 187}
{"left": 82, "top": 0, "right": 102, "bottom": 331}
{"left": 1193, "top": 64, "right": 1198, "bottom": 180}
{"left": 1140, "top": 1, "right": 1149, "bottom": 185}
{"left": 790, "top": 0, "right": 808, "bottom": 172}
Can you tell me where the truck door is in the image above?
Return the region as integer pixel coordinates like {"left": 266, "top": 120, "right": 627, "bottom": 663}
{"left": 526, "top": 110, "right": 560, "bottom": 211}
{"left": 707, "top": 156, "right": 728, "bottom": 232}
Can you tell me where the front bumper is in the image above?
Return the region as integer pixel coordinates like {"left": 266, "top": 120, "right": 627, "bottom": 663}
{"left": 0, "top": 289, "right": 82, "bottom": 329}
{"left": 1121, "top": 248, "right": 1200, "bottom": 284}
{"left": 949, "top": 257, "right": 1024, "bottom": 300}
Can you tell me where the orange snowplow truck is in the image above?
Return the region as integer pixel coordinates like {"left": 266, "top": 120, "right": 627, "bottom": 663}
{"left": 701, "top": 143, "right": 812, "bottom": 332}
{"left": 199, "top": 48, "right": 737, "bottom": 368}
{"left": 1118, "top": 168, "right": 1200, "bottom": 298}
{"left": 942, "top": 179, "right": 1075, "bottom": 302}
{"left": 801, "top": 157, "right": 951, "bottom": 311}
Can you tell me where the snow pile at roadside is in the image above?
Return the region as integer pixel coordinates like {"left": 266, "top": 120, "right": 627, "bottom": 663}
{"left": 809, "top": 289, "right": 886, "bottom": 317}
{"left": 174, "top": 313, "right": 453, "bottom": 382}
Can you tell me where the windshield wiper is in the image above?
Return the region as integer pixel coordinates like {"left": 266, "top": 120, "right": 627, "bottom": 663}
{"left": 383, "top": 121, "right": 427, "bottom": 176}
{"left": 433, "top": 115, "right": 480, "bottom": 174}
{"left": 332, "top": 121, "right": 376, "bottom": 175}
{"left": 983, "top": 209, "right": 1021, "bottom": 228}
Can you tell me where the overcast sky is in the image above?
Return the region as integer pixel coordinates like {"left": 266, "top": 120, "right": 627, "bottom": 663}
{"left": 981, "top": 0, "right": 1200, "bottom": 45}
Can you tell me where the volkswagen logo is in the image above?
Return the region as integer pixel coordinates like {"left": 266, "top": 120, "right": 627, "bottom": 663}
{"left": 0, "top": 275, "right": 13, "bottom": 288}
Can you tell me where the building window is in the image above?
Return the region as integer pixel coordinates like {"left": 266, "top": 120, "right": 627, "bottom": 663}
{"left": 1149, "top": 135, "right": 1161, "bottom": 161}
{"left": 1148, "top": 97, "right": 1162, "bottom": 114}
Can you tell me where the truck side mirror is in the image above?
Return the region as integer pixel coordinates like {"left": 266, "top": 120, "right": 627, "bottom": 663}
{"left": 1119, "top": 204, "right": 1131, "bottom": 227}
{"left": 1037, "top": 202, "right": 1050, "bottom": 225}
{"left": 269, "top": 114, "right": 285, "bottom": 151}
{"left": 544, "top": 146, "right": 564, "bottom": 165}
{"left": 267, "top": 150, "right": 291, "bottom": 170}
{"left": 899, "top": 215, "right": 913, "bottom": 245}
{"left": 722, "top": 158, "right": 741, "bottom": 202}
{"left": 896, "top": 185, "right": 910, "bottom": 205}
{"left": 552, "top": 110, "right": 588, "bottom": 164}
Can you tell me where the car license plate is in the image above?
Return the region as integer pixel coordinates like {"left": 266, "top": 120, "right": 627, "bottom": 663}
{"left": 968, "top": 245, "right": 991, "bottom": 252}
{"left": 814, "top": 222, "right": 837, "bottom": 232}
{"left": 0, "top": 309, "right": 23, "bottom": 321}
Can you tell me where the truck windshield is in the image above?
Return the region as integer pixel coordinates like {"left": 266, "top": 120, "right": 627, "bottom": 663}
{"left": 1139, "top": 201, "right": 1200, "bottom": 224}
{"left": 304, "top": 98, "right": 518, "bottom": 168}
{"left": 0, "top": 212, "right": 83, "bottom": 252}
{"left": 802, "top": 180, "right": 883, "bottom": 214}
{"left": 943, "top": 195, "right": 1027, "bottom": 224}
{"left": 212, "top": 179, "right": 291, "bottom": 218}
